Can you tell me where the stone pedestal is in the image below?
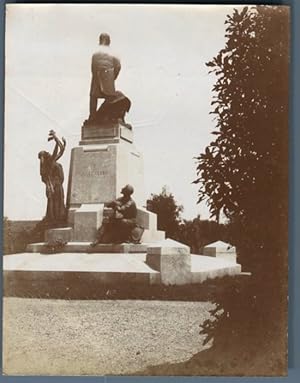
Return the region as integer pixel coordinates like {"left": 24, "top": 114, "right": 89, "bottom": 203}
{"left": 45, "top": 227, "right": 73, "bottom": 243}
{"left": 44, "top": 120, "right": 165, "bottom": 245}
{"left": 146, "top": 239, "right": 192, "bottom": 285}
{"left": 67, "top": 123, "right": 144, "bottom": 208}
{"left": 73, "top": 204, "right": 103, "bottom": 242}
{"left": 81, "top": 121, "right": 133, "bottom": 144}
{"left": 203, "top": 240, "right": 237, "bottom": 264}
{"left": 136, "top": 208, "right": 165, "bottom": 242}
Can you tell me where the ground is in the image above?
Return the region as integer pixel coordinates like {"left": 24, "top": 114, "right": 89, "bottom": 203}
{"left": 3, "top": 297, "right": 214, "bottom": 376}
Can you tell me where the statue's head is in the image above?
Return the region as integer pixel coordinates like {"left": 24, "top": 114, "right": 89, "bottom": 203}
{"left": 121, "top": 184, "right": 134, "bottom": 197}
{"left": 99, "top": 33, "right": 111, "bottom": 46}
{"left": 38, "top": 151, "right": 52, "bottom": 177}
{"left": 38, "top": 151, "right": 51, "bottom": 161}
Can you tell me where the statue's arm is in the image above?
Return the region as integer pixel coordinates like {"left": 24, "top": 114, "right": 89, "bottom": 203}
{"left": 57, "top": 163, "right": 64, "bottom": 183}
{"left": 118, "top": 199, "right": 134, "bottom": 212}
{"left": 51, "top": 142, "right": 59, "bottom": 161}
{"left": 116, "top": 200, "right": 136, "bottom": 219}
{"left": 54, "top": 136, "right": 66, "bottom": 161}
{"left": 50, "top": 131, "right": 66, "bottom": 161}
{"left": 105, "top": 197, "right": 123, "bottom": 209}
{"left": 105, "top": 200, "right": 117, "bottom": 208}
{"left": 113, "top": 57, "right": 121, "bottom": 79}
{"left": 91, "top": 54, "right": 95, "bottom": 73}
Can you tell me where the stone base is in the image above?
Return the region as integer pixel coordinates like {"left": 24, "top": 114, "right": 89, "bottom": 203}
{"left": 81, "top": 121, "right": 133, "bottom": 143}
{"left": 45, "top": 227, "right": 73, "bottom": 243}
{"left": 67, "top": 142, "right": 144, "bottom": 207}
{"left": 146, "top": 239, "right": 192, "bottom": 285}
{"left": 142, "top": 229, "right": 165, "bottom": 242}
{"left": 203, "top": 241, "right": 237, "bottom": 264}
{"left": 3, "top": 252, "right": 242, "bottom": 297}
{"left": 73, "top": 204, "right": 103, "bottom": 242}
{"left": 44, "top": 206, "right": 165, "bottom": 244}
{"left": 26, "top": 242, "right": 149, "bottom": 254}
{"left": 64, "top": 120, "right": 165, "bottom": 244}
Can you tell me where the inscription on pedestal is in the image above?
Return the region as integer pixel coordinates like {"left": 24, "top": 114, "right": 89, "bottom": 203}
{"left": 67, "top": 140, "right": 145, "bottom": 207}
{"left": 85, "top": 168, "right": 108, "bottom": 177}
{"left": 67, "top": 146, "right": 117, "bottom": 205}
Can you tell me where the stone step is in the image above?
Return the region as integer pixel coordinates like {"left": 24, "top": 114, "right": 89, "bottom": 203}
{"left": 73, "top": 203, "right": 103, "bottom": 242}
{"left": 146, "top": 239, "right": 191, "bottom": 285}
{"left": 141, "top": 229, "right": 165, "bottom": 242}
{"left": 136, "top": 208, "right": 157, "bottom": 230}
{"left": 45, "top": 227, "right": 73, "bottom": 243}
{"left": 46, "top": 206, "right": 165, "bottom": 244}
{"left": 3, "top": 252, "right": 242, "bottom": 298}
{"left": 203, "top": 241, "right": 237, "bottom": 264}
{"left": 26, "top": 242, "right": 149, "bottom": 254}
{"left": 43, "top": 227, "right": 165, "bottom": 246}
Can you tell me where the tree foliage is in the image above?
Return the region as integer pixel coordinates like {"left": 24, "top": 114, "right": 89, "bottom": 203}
{"left": 147, "top": 187, "right": 183, "bottom": 239}
{"left": 194, "top": 6, "right": 289, "bottom": 271}
{"left": 192, "top": 7, "right": 289, "bottom": 372}
{"left": 177, "top": 216, "right": 227, "bottom": 254}
{"left": 2, "top": 218, "right": 47, "bottom": 255}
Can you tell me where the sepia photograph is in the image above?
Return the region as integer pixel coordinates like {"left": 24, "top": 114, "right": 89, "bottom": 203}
{"left": 2, "top": 3, "right": 289, "bottom": 376}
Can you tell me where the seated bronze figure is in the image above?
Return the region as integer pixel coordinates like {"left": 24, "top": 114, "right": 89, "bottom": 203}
{"left": 91, "top": 185, "right": 144, "bottom": 245}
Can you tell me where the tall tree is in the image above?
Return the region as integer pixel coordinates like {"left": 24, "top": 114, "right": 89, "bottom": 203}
{"left": 147, "top": 186, "right": 183, "bottom": 239}
{"left": 191, "top": 8, "right": 289, "bottom": 373}
{"left": 194, "top": 6, "right": 289, "bottom": 273}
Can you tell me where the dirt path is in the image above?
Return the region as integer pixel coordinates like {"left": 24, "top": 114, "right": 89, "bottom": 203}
{"left": 3, "top": 297, "right": 214, "bottom": 376}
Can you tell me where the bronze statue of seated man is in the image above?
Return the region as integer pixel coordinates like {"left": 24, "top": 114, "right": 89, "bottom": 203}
{"left": 91, "top": 184, "right": 144, "bottom": 246}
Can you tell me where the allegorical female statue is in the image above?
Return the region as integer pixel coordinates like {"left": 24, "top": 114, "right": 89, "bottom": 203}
{"left": 38, "top": 130, "right": 66, "bottom": 225}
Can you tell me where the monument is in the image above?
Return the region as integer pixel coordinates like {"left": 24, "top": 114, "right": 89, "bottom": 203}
{"left": 4, "top": 33, "right": 242, "bottom": 294}
{"left": 34, "top": 32, "right": 165, "bottom": 249}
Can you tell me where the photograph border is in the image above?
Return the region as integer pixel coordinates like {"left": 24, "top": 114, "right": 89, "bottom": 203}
{"left": 0, "top": 0, "right": 299, "bottom": 381}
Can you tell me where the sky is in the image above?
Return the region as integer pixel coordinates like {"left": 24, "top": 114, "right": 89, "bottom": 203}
{"left": 4, "top": 4, "right": 240, "bottom": 221}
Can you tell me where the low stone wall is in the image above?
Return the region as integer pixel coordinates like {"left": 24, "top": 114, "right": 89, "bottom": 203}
{"left": 2, "top": 220, "right": 40, "bottom": 255}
